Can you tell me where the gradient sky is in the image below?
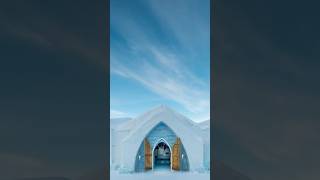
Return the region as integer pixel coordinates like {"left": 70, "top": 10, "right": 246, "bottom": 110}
{"left": 213, "top": 0, "right": 320, "bottom": 180}
{"left": 110, "top": 0, "right": 210, "bottom": 122}
{"left": 0, "top": 1, "right": 107, "bottom": 179}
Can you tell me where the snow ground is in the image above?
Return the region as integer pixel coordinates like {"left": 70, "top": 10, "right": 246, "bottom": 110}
{"left": 110, "top": 170, "right": 210, "bottom": 180}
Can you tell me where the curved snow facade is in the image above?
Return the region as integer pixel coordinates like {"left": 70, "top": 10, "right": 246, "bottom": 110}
{"left": 110, "top": 105, "right": 210, "bottom": 172}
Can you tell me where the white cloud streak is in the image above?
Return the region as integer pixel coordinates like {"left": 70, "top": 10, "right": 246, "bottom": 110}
{"left": 111, "top": 49, "right": 209, "bottom": 116}
{"left": 110, "top": 109, "right": 129, "bottom": 118}
{"left": 110, "top": 0, "right": 210, "bottom": 121}
{"left": 146, "top": 0, "right": 210, "bottom": 53}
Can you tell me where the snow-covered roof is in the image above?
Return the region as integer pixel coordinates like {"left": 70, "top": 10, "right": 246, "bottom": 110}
{"left": 110, "top": 105, "right": 211, "bottom": 146}
{"left": 113, "top": 105, "right": 203, "bottom": 133}
{"left": 124, "top": 105, "right": 205, "bottom": 143}
{"left": 197, "top": 119, "right": 210, "bottom": 129}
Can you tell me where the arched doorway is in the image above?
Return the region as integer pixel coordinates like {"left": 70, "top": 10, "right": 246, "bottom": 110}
{"left": 134, "top": 122, "right": 190, "bottom": 172}
{"left": 152, "top": 139, "right": 171, "bottom": 170}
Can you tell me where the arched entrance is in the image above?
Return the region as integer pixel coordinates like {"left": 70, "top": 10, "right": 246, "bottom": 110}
{"left": 134, "top": 122, "right": 190, "bottom": 172}
{"left": 152, "top": 139, "right": 171, "bottom": 170}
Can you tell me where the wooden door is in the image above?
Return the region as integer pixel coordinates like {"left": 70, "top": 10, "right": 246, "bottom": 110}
{"left": 144, "top": 138, "right": 152, "bottom": 170}
{"left": 172, "top": 137, "right": 180, "bottom": 170}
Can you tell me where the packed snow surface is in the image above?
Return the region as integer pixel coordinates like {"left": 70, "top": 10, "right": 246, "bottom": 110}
{"left": 110, "top": 170, "right": 210, "bottom": 180}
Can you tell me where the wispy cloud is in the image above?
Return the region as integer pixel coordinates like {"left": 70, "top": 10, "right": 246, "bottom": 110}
{"left": 110, "top": 109, "right": 129, "bottom": 118}
{"left": 110, "top": 0, "right": 210, "bottom": 121}
{"left": 112, "top": 58, "right": 209, "bottom": 112}
{"left": 146, "top": 0, "right": 210, "bottom": 53}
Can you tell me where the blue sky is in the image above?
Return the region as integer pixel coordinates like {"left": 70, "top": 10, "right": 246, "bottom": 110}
{"left": 110, "top": 0, "right": 210, "bottom": 122}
